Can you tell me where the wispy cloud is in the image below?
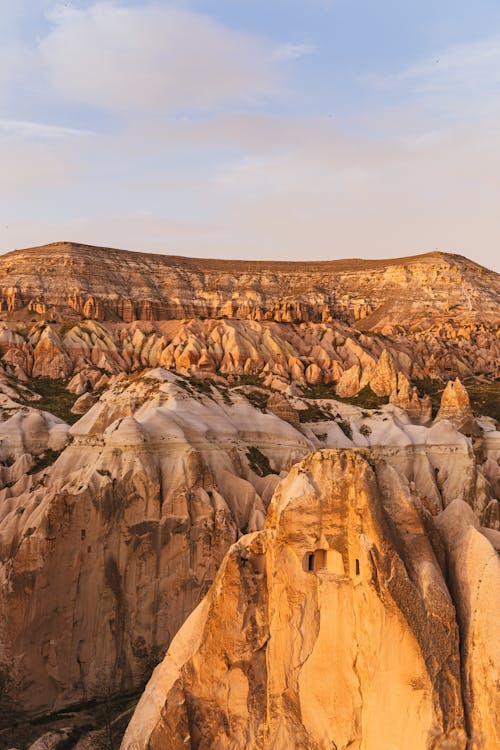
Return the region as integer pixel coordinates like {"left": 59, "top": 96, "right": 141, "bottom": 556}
{"left": 370, "top": 35, "right": 500, "bottom": 122}
{"left": 272, "top": 42, "right": 317, "bottom": 61}
{"left": 0, "top": 119, "right": 92, "bottom": 139}
{"left": 39, "top": 3, "right": 278, "bottom": 113}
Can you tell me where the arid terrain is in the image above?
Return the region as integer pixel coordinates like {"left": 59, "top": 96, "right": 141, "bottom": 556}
{"left": 0, "top": 243, "right": 498, "bottom": 749}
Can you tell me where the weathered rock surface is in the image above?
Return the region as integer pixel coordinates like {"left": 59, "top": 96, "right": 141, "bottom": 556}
{"left": 436, "top": 500, "right": 500, "bottom": 749}
{"left": 389, "top": 372, "right": 432, "bottom": 424}
{"left": 368, "top": 348, "right": 397, "bottom": 396}
{"left": 0, "top": 244, "right": 499, "bottom": 393}
{"left": 1, "top": 368, "right": 499, "bottom": 732}
{"left": 1, "top": 243, "right": 498, "bottom": 329}
{"left": 123, "top": 450, "right": 479, "bottom": 750}
{"left": 0, "top": 244, "right": 498, "bottom": 747}
{"left": 0, "top": 370, "right": 306, "bottom": 722}
{"left": 435, "top": 377, "right": 474, "bottom": 428}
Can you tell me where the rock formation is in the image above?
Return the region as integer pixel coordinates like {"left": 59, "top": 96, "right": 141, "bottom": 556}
{"left": 0, "top": 243, "right": 498, "bottom": 748}
{"left": 389, "top": 372, "right": 432, "bottom": 424}
{"left": 367, "top": 348, "right": 397, "bottom": 396}
{"left": 435, "top": 377, "right": 474, "bottom": 428}
{"left": 122, "top": 449, "right": 498, "bottom": 750}
{"left": 436, "top": 500, "right": 500, "bottom": 749}
{"left": 0, "top": 243, "right": 498, "bottom": 329}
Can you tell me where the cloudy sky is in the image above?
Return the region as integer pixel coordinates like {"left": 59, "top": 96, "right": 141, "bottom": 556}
{"left": 1, "top": 0, "right": 500, "bottom": 270}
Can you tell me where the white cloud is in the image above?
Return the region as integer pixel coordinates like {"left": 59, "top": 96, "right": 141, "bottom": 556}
{"left": 39, "top": 2, "right": 277, "bottom": 113}
{"left": 272, "top": 42, "right": 316, "bottom": 61}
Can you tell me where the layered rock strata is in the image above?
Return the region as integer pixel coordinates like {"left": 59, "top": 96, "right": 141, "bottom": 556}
{"left": 0, "top": 243, "right": 498, "bottom": 330}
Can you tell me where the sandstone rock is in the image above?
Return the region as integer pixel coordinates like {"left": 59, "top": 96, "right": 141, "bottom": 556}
{"left": 32, "top": 327, "right": 73, "bottom": 379}
{"left": 266, "top": 392, "right": 300, "bottom": 427}
{"left": 0, "top": 371, "right": 309, "bottom": 720}
{"left": 71, "top": 392, "right": 97, "bottom": 414}
{"left": 123, "top": 450, "right": 467, "bottom": 750}
{"left": 436, "top": 500, "right": 500, "bottom": 749}
{"left": 369, "top": 348, "right": 397, "bottom": 396}
{"left": 389, "top": 372, "right": 432, "bottom": 424}
{"left": 305, "top": 362, "right": 323, "bottom": 385}
{"left": 0, "top": 241, "right": 498, "bottom": 743}
{"left": 436, "top": 378, "right": 473, "bottom": 427}
{"left": 28, "top": 729, "right": 73, "bottom": 750}
{"left": 0, "top": 244, "right": 497, "bottom": 387}
{"left": 335, "top": 364, "right": 360, "bottom": 397}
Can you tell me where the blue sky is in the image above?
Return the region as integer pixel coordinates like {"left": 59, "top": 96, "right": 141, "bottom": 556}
{"left": 1, "top": 0, "right": 500, "bottom": 269}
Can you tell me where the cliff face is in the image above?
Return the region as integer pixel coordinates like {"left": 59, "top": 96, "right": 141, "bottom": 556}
{"left": 0, "top": 242, "right": 498, "bottom": 328}
{"left": 0, "top": 243, "right": 498, "bottom": 392}
{"left": 122, "top": 449, "right": 499, "bottom": 750}
{"left": 1, "top": 367, "right": 499, "bottom": 730}
{"left": 0, "top": 243, "right": 498, "bottom": 749}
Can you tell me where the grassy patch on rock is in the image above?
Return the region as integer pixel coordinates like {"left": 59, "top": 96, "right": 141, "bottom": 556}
{"left": 26, "top": 377, "right": 79, "bottom": 424}
{"left": 242, "top": 388, "right": 269, "bottom": 412}
{"left": 301, "top": 383, "right": 388, "bottom": 410}
{"left": 298, "top": 404, "right": 331, "bottom": 422}
{"left": 333, "top": 386, "right": 389, "bottom": 410}
{"left": 27, "top": 449, "right": 64, "bottom": 475}
{"left": 246, "top": 446, "right": 277, "bottom": 477}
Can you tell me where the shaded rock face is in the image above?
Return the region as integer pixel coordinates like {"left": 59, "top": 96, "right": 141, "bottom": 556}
{"left": 436, "top": 501, "right": 500, "bottom": 749}
{"left": 0, "top": 371, "right": 304, "bottom": 721}
{"left": 123, "top": 450, "right": 481, "bottom": 750}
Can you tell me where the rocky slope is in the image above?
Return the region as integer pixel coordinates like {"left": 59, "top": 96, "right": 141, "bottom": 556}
{"left": 0, "top": 243, "right": 498, "bottom": 748}
{"left": 122, "top": 449, "right": 499, "bottom": 750}
{"left": 0, "top": 242, "right": 498, "bottom": 329}
{"left": 1, "top": 368, "right": 499, "bottom": 741}
{"left": 0, "top": 243, "right": 498, "bottom": 394}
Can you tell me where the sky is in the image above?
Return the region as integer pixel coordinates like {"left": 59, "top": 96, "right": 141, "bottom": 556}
{"left": 1, "top": 0, "right": 500, "bottom": 270}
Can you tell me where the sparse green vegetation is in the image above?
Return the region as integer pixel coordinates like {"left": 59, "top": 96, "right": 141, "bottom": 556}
{"left": 27, "top": 449, "right": 63, "bottom": 475}
{"left": 336, "top": 419, "right": 353, "bottom": 439}
{"left": 466, "top": 382, "right": 500, "bottom": 422}
{"left": 26, "top": 377, "right": 79, "bottom": 424}
{"left": 187, "top": 376, "right": 214, "bottom": 395}
{"left": 219, "top": 388, "right": 233, "bottom": 407}
{"left": 246, "top": 446, "right": 277, "bottom": 477}
{"left": 243, "top": 388, "right": 269, "bottom": 412}
{"left": 232, "top": 373, "right": 262, "bottom": 386}
{"left": 298, "top": 404, "right": 331, "bottom": 422}
{"left": 334, "top": 386, "right": 389, "bottom": 410}
{"left": 300, "top": 383, "right": 337, "bottom": 399}
{"left": 300, "top": 383, "right": 389, "bottom": 410}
